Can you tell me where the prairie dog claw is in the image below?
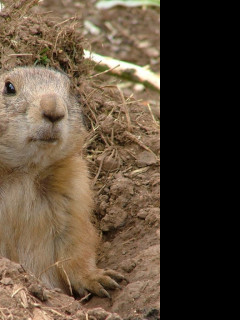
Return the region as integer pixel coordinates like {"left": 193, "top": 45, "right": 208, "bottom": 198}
{"left": 81, "top": 269, "right": 126, "bottom": 298}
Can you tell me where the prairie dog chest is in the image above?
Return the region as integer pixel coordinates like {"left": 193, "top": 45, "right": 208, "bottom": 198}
{"left": 0, "top": 174, "right": 69, "bottom": 285}
{"left": 0, "top": 174, "right": 68, "bottom": 243}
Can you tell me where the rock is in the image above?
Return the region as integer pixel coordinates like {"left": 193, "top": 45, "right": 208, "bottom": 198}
{"left": 100, "top": 208, "right": 128, "bottom": 232}
{"left": 101, "top": 215, "right": 112, "bottom": 232}
{"left": 100, "top": 115, "right": 114, "bottom": 134}
{"left": 106, "top": 314, "right": 122, "bottom": 320}
{"left": 144, "top": 308, "right": 160, "bottom": 320}
{"left": 99, "top": 200, "right": 109, "bottom": 216}
{"left": 145, "top": 47, "right": 160, "bottom": 58}
{"left": 110, "top": 178, "right": 134, "bottom": 197}
{"left": 136, "top": 151, "right": 158, "bottom": 167}
{"left": 146, "top": 136, "right": 160, "bottom": 154}
{"left": 134, "top": 84, "right": 145, "bottom": 92}
{"left": 117, "top": 281, "right": 146, "bottom": 302}
{"left": 32, "top": 308, "right": 52, "bottom": 320}
{"left": 137, "top": 209, "right": 149, "bottom": 219}
{"left": 88, "top": 308, "right": 110, "bottom": 320}
{"left": 121, "top": 259, "right": 137, "bottom": 273}
{"left": 97, "top": 153, "right": 122, "bottom": 172}
{"left": 75, "top": 311, "right": 86, "bottom": 320}
{"left": 29, "top": 284, "right": 48, "bottom": 302}
{"left": 145, "top": 208, "right": 160, "bottom": 226}
{"left": 151, "top": 105, "right": 160, "bottom": 120}
{"left": 0, "top": 277, "right": 13, "bottom": 286}
{"left": 64, "top": 300, "right": 81, "bottom": 314}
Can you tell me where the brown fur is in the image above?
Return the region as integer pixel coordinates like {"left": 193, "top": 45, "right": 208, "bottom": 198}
{"left": 0, "top": 67, "right": 123, "bottom": 297}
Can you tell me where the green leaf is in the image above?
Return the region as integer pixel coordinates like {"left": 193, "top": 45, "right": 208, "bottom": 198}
{"left": 96, "top": 0, "right": 160, "bottom": 9}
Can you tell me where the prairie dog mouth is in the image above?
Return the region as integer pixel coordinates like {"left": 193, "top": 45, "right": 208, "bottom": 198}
{"left": 29, "top": 127, "right": 62, "bottom": 144}
{"left": 29, "top": 137, "right": 59, "bottom": 144}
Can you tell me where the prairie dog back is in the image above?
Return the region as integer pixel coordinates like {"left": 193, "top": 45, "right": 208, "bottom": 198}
{"left": 0, "top": 67, "right": 123, "bottom": 297}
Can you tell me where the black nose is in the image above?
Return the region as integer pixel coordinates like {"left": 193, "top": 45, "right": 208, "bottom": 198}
{"left": 42, "top": 111, "right": 65, "bottom": 123}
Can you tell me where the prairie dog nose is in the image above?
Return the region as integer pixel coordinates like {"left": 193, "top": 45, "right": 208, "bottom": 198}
{"left": 40, "top": 94, "right": 65, "bottom": 123}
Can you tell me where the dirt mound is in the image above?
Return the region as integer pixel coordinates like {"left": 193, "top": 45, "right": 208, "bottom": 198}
{"left": 0, "top": 257, "right": 122, "bottom": 320}
{"left": 0, "top": 0, "right": 86, "bottom": 74}
{"left": 0, "top": 1, "right": 160, "bottom": 319}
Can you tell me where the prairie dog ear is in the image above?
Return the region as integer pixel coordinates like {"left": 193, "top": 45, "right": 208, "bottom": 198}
{"left": 55, "top": 69, "right": 71, "bottom": 89}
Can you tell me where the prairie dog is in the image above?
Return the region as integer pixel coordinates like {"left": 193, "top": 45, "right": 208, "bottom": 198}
{"left": 0, "top": 67, "right": 123, "bottom": 297}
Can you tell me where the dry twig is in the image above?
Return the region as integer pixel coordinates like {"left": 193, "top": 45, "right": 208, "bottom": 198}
{"left": 84, "top": 50, "right": 160, "bottom": 91}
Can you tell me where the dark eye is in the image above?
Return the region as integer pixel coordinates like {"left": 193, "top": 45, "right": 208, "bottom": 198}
{"left": 4, "top": 82, "right": 16, "bottom": 95}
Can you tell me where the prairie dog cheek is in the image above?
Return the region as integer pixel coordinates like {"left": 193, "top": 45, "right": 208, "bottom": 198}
{"left": 3, "top": 100, "right": 28, "bottom": 117}
{"left": 17, "top": 101, "right": 28, "bottom": 114}
{"left": 0, "top": 120, "right": 8, "bottom": 136}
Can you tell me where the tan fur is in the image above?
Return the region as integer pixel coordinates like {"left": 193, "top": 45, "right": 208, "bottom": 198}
{"left": 0, "top": 67, "right": 123, "bottom": 297}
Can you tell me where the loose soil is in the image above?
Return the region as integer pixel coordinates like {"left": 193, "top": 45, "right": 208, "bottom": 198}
{"left": 0, "top": 1, "right": 160, "bottom": 319}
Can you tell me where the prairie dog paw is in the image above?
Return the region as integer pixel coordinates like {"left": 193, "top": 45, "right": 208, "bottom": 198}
{"left": 82, "top": 269, "right": 126, "bottom": 298}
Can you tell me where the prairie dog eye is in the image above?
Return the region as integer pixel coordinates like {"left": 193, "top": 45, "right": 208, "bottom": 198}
{"left": 4, "top": 82, "right": 16, "bottom": 95}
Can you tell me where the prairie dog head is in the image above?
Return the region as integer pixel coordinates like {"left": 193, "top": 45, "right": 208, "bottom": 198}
{"left": 0, "top": 67, "right": 85, "bottom": 170}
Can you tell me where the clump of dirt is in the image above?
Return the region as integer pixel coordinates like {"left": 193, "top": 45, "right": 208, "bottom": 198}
{"left": 0, "top": 1, "right": 160, "bottom": 319}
